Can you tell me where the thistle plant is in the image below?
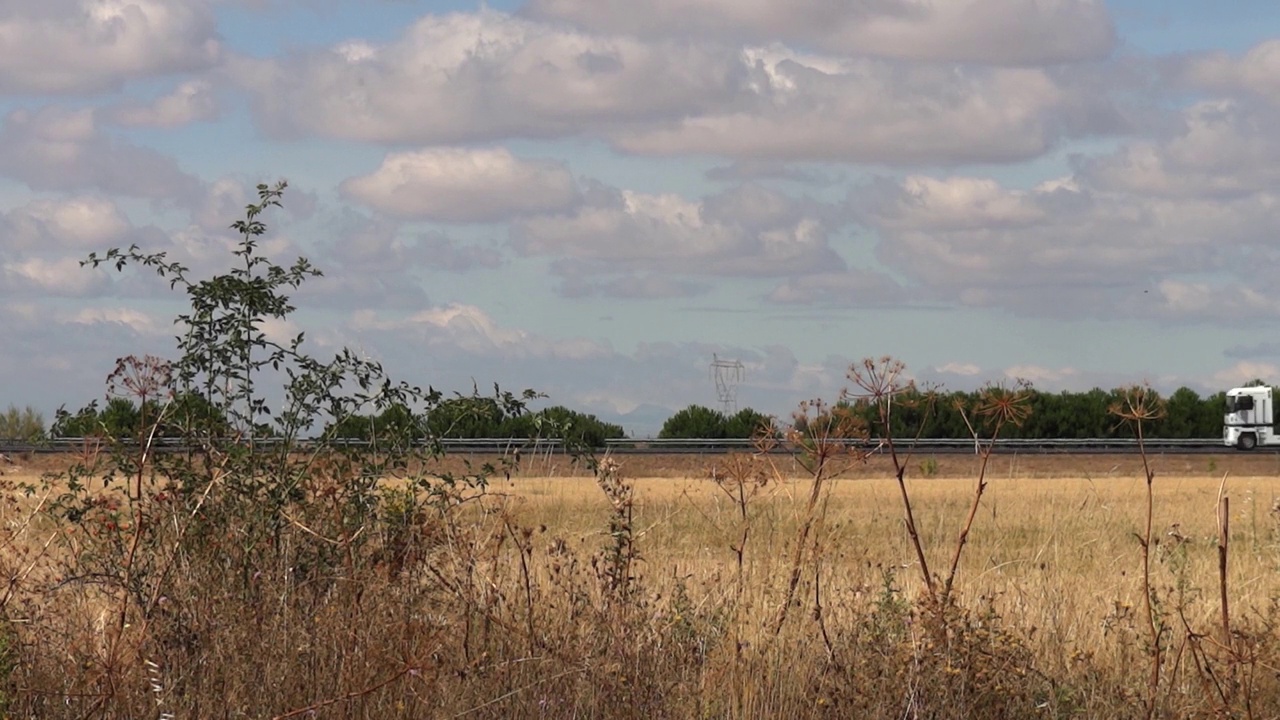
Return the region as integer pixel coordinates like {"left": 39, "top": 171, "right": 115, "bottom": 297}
{"left": 594, "top": 457, "right": 638, "bottom": 600}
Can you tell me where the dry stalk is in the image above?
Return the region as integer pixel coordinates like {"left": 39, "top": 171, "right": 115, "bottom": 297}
{"left": 813, "top": 540, "right": 835, "bottom": 660}
{"left": 943, "top": 382, "right": 1031, "bottom": 603}
{"left": 142, "top": 453, "right": 232, "bottom": 618}
{"left": 270, "top": 663, "right": 420, "bottom": 720}
{"left": 765, "top": 398, "right": 865, "bottom": 637}
{"left": 1110, "top": 385, "right": 1166, "bottom": 720}
{"left": 847, "top": 357, "right": 935, "bottom": 600}
{"left": 502, "top": 514, "right": 538, "bottom": 657}
{"left": 0, "top": 485, "right": 55, "bottom": 610}
{"left": 708, "top": 452, "right": 770, "bottom": 597}
{"left": 450, "top": 665, "right": 589, "bottom": 718}
{"left": 1216, "top": 473, "right": 1230, "bottom": 643}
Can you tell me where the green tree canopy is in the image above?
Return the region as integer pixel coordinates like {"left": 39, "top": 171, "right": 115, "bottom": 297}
{"left": 724, "top": 408, "right": 774, "bottom": 439}
{"left": 659, "top": 405, "right": 728, "bottom": 439}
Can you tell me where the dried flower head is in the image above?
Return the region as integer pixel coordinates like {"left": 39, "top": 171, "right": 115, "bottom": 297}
{"left": 973, "top": 379, "right": 1033, "bottom": 429}
{"left": 595, "top": 456, "right": 632, "bottom": 512}
{"left": 846, "top": 356, "right": 908, "bottom": 402}
{"left": 708, "top": 452, "right": 770, "bottom": 502}
{"left": 1108, "top": 384, "right": 1167, "bottom": 426}
{"left": 106, "top": 354, "right": 174, "bottom": 402}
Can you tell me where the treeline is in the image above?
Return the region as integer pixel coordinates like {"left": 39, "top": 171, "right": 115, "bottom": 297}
{"left": 51, "top": 394, "right": 237, "bottom": 440}
{"left": 327, "top": 398, "right": 625, "bottom": 448}
{"left": 659, "top": 386, "right": 1233, "bottom": 440}
{"left": 849, "top": 386, "right": 1228, "bottom": 440}
{"left": 9, "top": 396, "right": 625, "bottom": 448}
{"left": 0, "top": 405, "right": 45, "bottom": 441}
{"left": 0, "top": 385, "right": 1243, "bottom": 445}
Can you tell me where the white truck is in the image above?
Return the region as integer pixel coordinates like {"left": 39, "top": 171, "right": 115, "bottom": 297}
{"left": 1223, "top": 385, "right": 1277, "bottom": 450}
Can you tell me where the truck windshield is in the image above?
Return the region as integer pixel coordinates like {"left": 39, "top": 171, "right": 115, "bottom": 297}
{"left": 1227, "top": 395, "right": 1256, "bottom": 413}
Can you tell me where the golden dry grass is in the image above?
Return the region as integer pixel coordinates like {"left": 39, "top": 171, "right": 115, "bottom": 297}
{"left": 488, "top": 464, "right": 1280, "bottom": 670}
{"left": 7, "top": 451, "right": 1280, "bottom": 717}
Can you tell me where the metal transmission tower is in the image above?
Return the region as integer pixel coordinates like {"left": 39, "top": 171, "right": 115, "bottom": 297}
{"left": 710, "top": 354, "right": 745, "bottom": 415}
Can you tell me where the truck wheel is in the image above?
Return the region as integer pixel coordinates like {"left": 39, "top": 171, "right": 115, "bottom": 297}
{"left": 1239, "top": 433, "right": 1258, "bottom": 451}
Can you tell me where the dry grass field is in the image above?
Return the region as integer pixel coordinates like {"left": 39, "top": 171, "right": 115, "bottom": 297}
{"left": 496, "top": 465, "right": 1280, "bottom": 642}
{"left": 4, "top": 450, "right": 1280, "bottom": 718}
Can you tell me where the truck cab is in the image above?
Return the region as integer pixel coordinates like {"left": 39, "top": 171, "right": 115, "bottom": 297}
{"left": 1224, "top": 386, "right": 1275, "bottom": 450}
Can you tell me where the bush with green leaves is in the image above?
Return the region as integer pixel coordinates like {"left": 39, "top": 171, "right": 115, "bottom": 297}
{"left": 14, "top": 182, "right": 540, "bottom": 716}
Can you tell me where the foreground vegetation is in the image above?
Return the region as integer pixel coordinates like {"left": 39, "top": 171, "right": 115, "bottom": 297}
{"left": 4, "top": 443, "right": 1280, "bottom": 718}
{"left": 1, "top": 183, "right": 1277, "bottom": 718}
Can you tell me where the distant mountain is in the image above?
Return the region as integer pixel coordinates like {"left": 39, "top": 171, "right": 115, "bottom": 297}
{"left": 602, "top": 403, "right": 672, "bottom": 439}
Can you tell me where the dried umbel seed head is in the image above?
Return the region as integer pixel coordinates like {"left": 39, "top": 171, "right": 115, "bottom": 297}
{"left": 846, "top": 356, "right": 908, "bottom": 401}
{"left": 106, "top": 354, "right": 174, "bottom": 402}
{"left": 1108, "top": 384, "right": 1167, "bottom": 426}
{"left": 708, "top": 453, "right": 770, "bottom": 502}
{"left": 974, "top": 380, "right": 1033, "bottom": 429}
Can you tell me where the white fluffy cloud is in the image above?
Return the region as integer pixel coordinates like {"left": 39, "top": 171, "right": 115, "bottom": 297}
{"left": 1002, "top": 364, "right": 1080, "bottom": 385}
{"left": 0, "top": 106, "right": 203, "bottom": 200}
{"left": 1080, "top": 99, "right": 1280, "bottom": 198}
{"left": 1153, "top": 281, "right": 1279, "bottom": 321}
{"left": 299, "top": 210, "right": 504, "bottom": 309}
{"left": 935, "top": 362, "right": 982, "bottom": 377}
{"left": 0, "top": 195, "right": 156, "bottom": 297}
{"left": 611, "top": 47, "right": 1114, "bottom": 164}
{"left": 1211, "top": 361, "right": 1280, "bottom": 390}
{"left": 230, "top": 9, "right": 1118, "bottom": 166}
{"left": 108, "top": 80, "right": 218, "bottom": 128}
{"left": 857, "top": 172, "right": 1280, "bottom": 319}
{"left": 233, "top": 10, "right": 743, "bottom": 144}
{"left": 0, "top": 302, "right": 174, "bottom": 414}
{"left": 3, "top": 195, "right": 131, "bottom": 250}
{"left": 2, "top": 256, "right": 108, "bottom": 296}
{"left": 353, "top": 303, "right": 611, "bottom": 361}
{"left": 0, "top": 0, "right": 221, "bottom": 94}
{"left": 512, "top": 183, "right": 843, "bottom": 296}
{"left": 527, "top": 0, "right": 1117, "bottom": 66}
{"left": 801, "top": 86, "right": 1280, "bottom": 323}
{"left": 918, "top": 362, "right": 1187, "bottom": 396}
{"left": 67, "top": 306, "right": 164, "bottom": 336}
{"left": 1185, "top": 40, "right": 1280, "bottom": 103}
{"left": 341, "top": 148, "right": 580, "bottom": 222}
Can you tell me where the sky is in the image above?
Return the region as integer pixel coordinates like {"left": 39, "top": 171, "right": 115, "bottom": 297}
{"left": 4, "top": 0, "right": 1280, "bottom": 436}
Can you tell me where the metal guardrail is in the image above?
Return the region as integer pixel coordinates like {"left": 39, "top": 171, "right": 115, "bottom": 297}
{"left": 600, "top": 438, "right": 1240, "bottom": 455}
{"left": 0, "top": 437, "right": 1245, "bottom": 456}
